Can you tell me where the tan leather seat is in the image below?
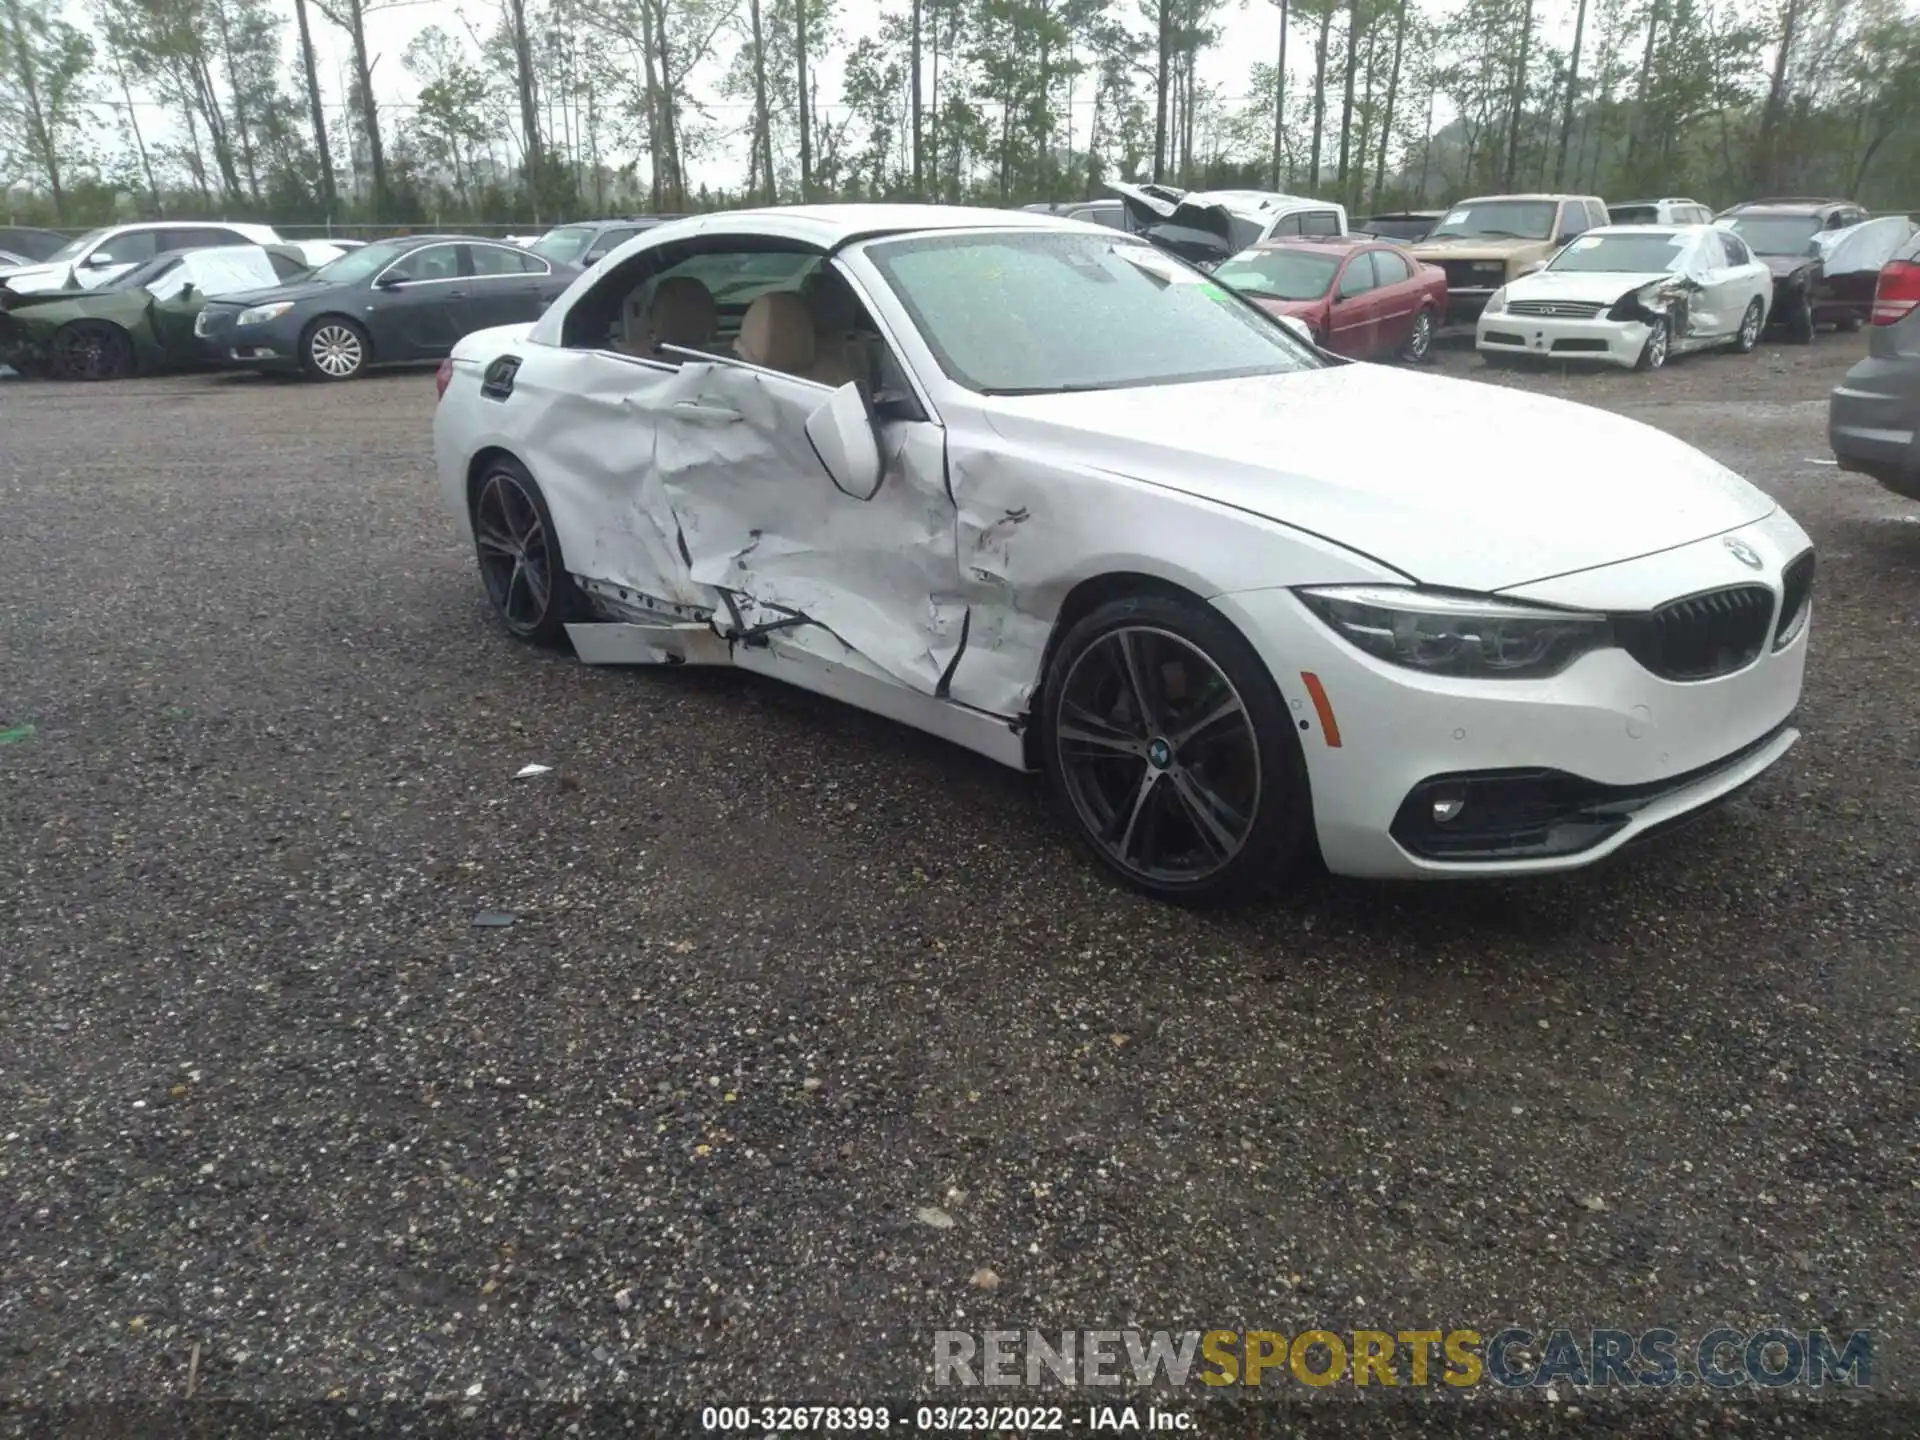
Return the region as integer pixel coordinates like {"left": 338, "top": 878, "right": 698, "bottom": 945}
{"left": 736, "top": 291, "right": 817, "bottom": 375}
{"left": 624, "top": 275, "right": 717, "bottom": 359}
{"left": 803, "top": 270, "right": 871, "bottom": 389}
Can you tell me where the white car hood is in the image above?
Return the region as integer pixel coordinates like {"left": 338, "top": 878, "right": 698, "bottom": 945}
{"left": 982, "top": 365, "right": 1774, "bottom": 592}
{"left": 0, "top": 261, "right": 71, "bottom": 294}
{"left": 1502, "top": 268, "right": 1676, "bottom": 305}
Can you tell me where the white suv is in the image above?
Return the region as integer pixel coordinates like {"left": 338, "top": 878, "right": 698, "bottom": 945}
{"left": 0, "top": 221, "right": 282, "bottom": 295}
{"left": 1607, "top": 198, "right": 1715, "bottom": 226}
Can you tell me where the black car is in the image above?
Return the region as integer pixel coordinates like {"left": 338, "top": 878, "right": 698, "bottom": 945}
{"left": 194, "top": 234, "right": 578, "bottom": 380}
{"left": 524, "top": 217, "right": 681, "bottom": 270}
{"left": 1717, "top": 197, "right": 1874, "bottom": 341}
{"left": 0, "top": 226, "right": 70, "bottom": 263}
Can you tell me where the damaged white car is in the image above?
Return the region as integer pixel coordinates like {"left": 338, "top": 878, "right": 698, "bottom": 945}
{"left": 435, "top": 205, "right": 1813, "bottom": 903}
{"left": 1478, "top": 224, "right": 1774, "bottom": 370}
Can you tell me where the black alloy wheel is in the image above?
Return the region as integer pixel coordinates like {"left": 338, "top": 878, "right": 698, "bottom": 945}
{"left": 470, "top": 458, "right": 580, "bottom": 647}
{"left": 52, "top": 322, "right": 134, "bottom": 381}
{"left": 1041, "top": 594, "right": 1312, "bottom": 905}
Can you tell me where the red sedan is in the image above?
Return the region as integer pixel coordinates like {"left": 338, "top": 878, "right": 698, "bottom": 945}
{"left": 1212, "top": 236, "right": 1447, "bottom": 362}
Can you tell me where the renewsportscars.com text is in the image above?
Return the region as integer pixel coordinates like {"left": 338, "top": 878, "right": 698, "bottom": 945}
{"left": 933, "top": 1327, "right": 1873, "bottom": 1390}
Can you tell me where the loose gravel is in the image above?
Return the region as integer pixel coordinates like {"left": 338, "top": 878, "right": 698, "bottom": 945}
{"left": 1, "top": 341, "right": 1915, "bottom": 1436}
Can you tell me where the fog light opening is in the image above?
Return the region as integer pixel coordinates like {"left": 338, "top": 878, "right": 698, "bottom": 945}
{"left": 1431, "top": 788, "right": 1468, "bottom": 825}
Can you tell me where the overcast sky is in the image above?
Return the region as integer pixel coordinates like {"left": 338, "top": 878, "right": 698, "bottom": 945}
{"left": 79, "top": 0, "right": 1556, "bottom": 196}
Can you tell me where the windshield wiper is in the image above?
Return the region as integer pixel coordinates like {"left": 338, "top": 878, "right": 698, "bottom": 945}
{"left": 978, "top": 381, "right": 1127, "bottom": 397}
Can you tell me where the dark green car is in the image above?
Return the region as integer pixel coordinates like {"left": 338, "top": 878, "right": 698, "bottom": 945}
{"left": 0, "top": 243, "right": 329, "bottom": 380}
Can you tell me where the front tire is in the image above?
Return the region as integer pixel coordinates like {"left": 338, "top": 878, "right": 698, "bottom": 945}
{"left": 1401, "top": 308, "right": 1435, "bottom": 363}
{"left": 1734, "top": 297, "right": 1764, "bottom": 353}
{"left": 301, "top": 317, "right": 370, "bottom": 380}
{"left": 1039, "top": 594, "right": 1313, "bottom": 906}
{"left": 1636, "top": 316, "right": 1670, "bottom": 371}
{"left": 51, "top": 322, "right": 134, "bottom": 381}
{"left": 469, "top": 456, "right": 582, "bottom": 647}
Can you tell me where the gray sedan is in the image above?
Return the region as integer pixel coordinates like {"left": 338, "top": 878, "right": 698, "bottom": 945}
{"left": 1830, "top": 230, "right": 1920, "bottom": 500}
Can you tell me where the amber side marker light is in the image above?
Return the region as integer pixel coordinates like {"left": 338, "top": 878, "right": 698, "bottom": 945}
{"left": 1300, "top": 671, "right": 1343, "bottom": 748}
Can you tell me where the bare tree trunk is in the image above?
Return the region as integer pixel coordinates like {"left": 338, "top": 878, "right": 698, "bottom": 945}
{"left": 911, "top": 0, "right": 923, "bottom": 197}
{"left": 112, "top": 49, "right": 164, "bottom": 216}
{"left": 1554, "top": 0, "right": 1587, "bottom": 187}
{"left": 748, "top": 0, "right": 775, "bottom": 199}
{"left": 1308, "top": 1, "right": 1332, "bottom": 188}
{"left": 1416, "top": 80, "right": 1434, "bottom": 198}
{"left": 653, "top": 0, "right": 684, "bottom": 206}
{"left": 2, "top": 0, "right": 67, "bottom": 218}
{"left": 929, "top": 0, "right": 941, "bottom": 200}
{"left": 291, "top": 0, "right": 337, "bottom": 216}
{"left": 1753, "top": 0, "right": 1803, "bottom": 191}
{"left": 1335, "top": 0, "right": 1359, "bottom": 190}
{"left": 1271, "top": 0, "right": 1289, "bottom": 189}
{"left": 1370, "top": 0, "right": 1405, "bottom": 208}
{"left": 1351, "top": 10, "right": 1379, "bottom": 206}
{"left": 1153, "top": 0, "right": 1170, "bottom": 180}
{"left": 506, "top": 0, "right": 544, "bottom": 206}
{"left": 1626, "top": 0, "right": 1663, "bottom": 170}
{"left": 796, "top": 0, "right": 812, "bottom": 199}
{"left": 638, "top": 36, "right": 663, "bottom": 210}
{"left": 209, "top": 0, "right": 263, "bottom": 203}
{"left": 1500, "top": 0, "right": 1533, "bottom": 191}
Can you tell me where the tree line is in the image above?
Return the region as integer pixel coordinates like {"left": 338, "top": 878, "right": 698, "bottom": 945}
{"left": 2, "top": 0, "right": 1917, "bottom": 230}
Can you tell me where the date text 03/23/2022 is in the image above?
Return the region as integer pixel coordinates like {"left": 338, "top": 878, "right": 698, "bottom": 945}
{"left": 700, "top": 1405, "right": 1192, "bottom": 1431}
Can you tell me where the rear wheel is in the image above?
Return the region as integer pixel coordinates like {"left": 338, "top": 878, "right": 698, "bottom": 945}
{"left": 301, "top": 317, "right": 370, "bottom": 380}
{"left": 1636, "top": 316, "right": 1670, "bottom": 371}
{"left": 469, "top": 456, "right": 582, "bottom": 647}
{"left": 1039, "top": 594, "right": 1313, "bottom": 906}
{"left": 1785, "top": 293, "right": 1816, "bottom": 345}
{"left": 1837, "top": 313, "right": 1863, "bottom": 333}
{"left": 1734, "top": 298, "right": 1764, "bottom": 353}
{"left": 51, "top": 322, "right": 134, "bottom": 381}
{"left": 1401, "top": 308, "right": 1435, "bottom": 363}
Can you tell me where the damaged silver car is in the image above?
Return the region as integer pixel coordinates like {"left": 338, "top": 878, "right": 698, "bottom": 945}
{"left": 1476, "top": 224, "right": 1775, "bottom": 370}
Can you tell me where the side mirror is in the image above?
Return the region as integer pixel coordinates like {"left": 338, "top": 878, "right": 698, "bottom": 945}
{"left": 82, "top": 252, "right": 114, "bottom": 267}
{"left": 376, "top": 275, "right": 404, "bottom": 290}
{"left": 176, "top": 281, "right": 195, "bottom": 301}
{"left": 1274, "top": 314, "right": 1317, "bottom": 348}
{"left": 804, "top": 381, "right": 884, "bottom": 501}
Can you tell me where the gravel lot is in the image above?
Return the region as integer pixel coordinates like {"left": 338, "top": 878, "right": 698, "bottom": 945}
{"left": 2, "top": 337, "right": 1917, "bottom": 1435}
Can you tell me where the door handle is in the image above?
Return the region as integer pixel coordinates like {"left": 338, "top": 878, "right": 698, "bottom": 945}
{"left": 669, "top": 400, "right": 743, "bottom": 423}
{"left": 447, "top": 289, "right": 468, "bottom": 298}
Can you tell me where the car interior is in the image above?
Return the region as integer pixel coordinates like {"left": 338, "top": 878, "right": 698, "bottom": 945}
{"left": 569, "top": 245, "right": 890, "bottom": 393}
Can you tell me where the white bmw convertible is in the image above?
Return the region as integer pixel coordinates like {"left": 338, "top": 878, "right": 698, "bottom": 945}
{"left": 433, "top": 204, "right": 1814, "bottom": 904}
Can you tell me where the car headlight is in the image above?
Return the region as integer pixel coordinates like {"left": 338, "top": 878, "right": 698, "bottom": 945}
{"left": 1295, "top": 586, "right": 1612, "bottom": 679}
{"left": 236, "top": 302, "right": 294, "bottom": 326}
{"left": 1484, "top": 287, "right": 1508, "bottom": 315}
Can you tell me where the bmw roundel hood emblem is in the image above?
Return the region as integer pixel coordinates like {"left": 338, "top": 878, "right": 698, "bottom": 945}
{"left": 1724, "top": 538, "right": 1764, "bottom": 569}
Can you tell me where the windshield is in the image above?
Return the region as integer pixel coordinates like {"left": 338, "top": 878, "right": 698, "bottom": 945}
{"left": 311, "top": 239, "right": 413, "bottom": 285}
{"left": 1723, "top": 215, "right": 1822, "bottom": 256}
{"left": 863, "top": 230, "right": 1317, "bottom": 395}
{"left": 46, "top": 228, "right": 111, "bottom": 264}
{"left": 1428, "top": 200, "right": 1558, "bottom": 241}
{"left": 1212, "top": 247, "right": 1341, "bottom": 300}
{"left": 104, "top": 255, "right": 181, "bottom": 292}
{"left": 1548, "top": 233, "right": 1689, "bottom": 273}
{"left": 530, "top": 226, "right": 595, "bottom": 263}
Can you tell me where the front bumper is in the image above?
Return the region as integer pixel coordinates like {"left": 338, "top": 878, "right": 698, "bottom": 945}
{"left": 1477, "top": 309, "right": 1647, "bottom": 369}
{"left": 1829, "top": 356, "right": 1920, "bottom": 499}
{"left": 198, "top": 310, "right": 301, "bottom": 370}
{"left": 1212, "top": 509, "right": 1812, "bottom": 879}
{"left": 1443, "top": 288, "right": 1496, "bottom": 327}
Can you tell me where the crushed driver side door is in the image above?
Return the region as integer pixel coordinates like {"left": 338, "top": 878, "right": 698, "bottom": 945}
{"left": 648, "top": 358, "right": 967, "bottom": 695}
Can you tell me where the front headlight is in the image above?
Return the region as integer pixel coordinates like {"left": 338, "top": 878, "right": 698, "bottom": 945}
{"left": 236, "top": 302, "right": 294, "bottom": 326}
{"left": 1484, "top": 287, "right": 1508, "bottom": 315}
{"left": 1295, "top": 586, "right": 1612, "bottom": 679}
